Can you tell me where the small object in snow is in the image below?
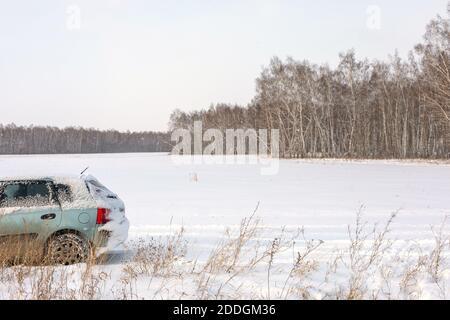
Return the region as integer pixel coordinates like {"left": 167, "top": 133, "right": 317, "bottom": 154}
{"left": 189, "top": 172, "right": 198, "bottom": 182}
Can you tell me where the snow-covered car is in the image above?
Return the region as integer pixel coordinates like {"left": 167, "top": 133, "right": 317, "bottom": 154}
{"left": 0, "top": 175, "right": 129, "bottom": 265}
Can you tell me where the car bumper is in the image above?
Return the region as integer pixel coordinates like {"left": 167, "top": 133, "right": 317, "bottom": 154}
{"left": 95, "top": 216, "right": 130, "bottom": 256}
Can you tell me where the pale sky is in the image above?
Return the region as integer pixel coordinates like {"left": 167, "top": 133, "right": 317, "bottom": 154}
{"left": 0, "top": 0, "right": 448, "bottom": 132}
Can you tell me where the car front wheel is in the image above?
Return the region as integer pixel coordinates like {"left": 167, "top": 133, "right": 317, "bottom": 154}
{"left": 46, "top": 233, "right": 90, "bottom": 265}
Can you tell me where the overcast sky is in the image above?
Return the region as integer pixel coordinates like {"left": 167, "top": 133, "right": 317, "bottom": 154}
{"left": 0, "top": 0, "right": 448, "bottom": 132}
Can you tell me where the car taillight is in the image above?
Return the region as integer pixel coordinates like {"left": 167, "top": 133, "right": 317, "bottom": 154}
{"left": 96, "top": 208, "right": 110, "bottom": 225}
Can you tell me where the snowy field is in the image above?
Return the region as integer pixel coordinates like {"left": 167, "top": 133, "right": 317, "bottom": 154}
{"left": 0, "top": 153, "right": 449, "bottom": 299}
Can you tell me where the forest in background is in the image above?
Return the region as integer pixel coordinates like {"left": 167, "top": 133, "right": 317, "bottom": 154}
{"left": 169, "top": 6, "right": 450, "bottom": 159}
{"left": 1, "top": 5, "right": 449, "bottom": 158}
{"left": 0, "top": 125, "right": 170, "bottom": 154}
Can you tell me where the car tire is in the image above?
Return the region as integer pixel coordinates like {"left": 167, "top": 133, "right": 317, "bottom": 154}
{"left": 46, "top": 233, "right": 90, "bottom": 265}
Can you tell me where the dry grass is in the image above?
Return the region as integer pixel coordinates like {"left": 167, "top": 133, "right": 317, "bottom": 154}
{"left": 0, "top": 208, "right": 449, "bottom": 300}
{"left": 126, "top": 229, "right": 187, "bottom": 278}
{"left": 332, "top": 206, "right": 398, "bottom": 299}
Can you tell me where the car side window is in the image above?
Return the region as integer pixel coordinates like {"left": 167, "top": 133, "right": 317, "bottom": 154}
{"left": 55, "top": 184, "right": 73, "bottom": 203}
{"left": 0, "top": 182, "right": 53, "bottom": 208}
{"left": 0, "top": 184, "right": 27, "bottom": 207}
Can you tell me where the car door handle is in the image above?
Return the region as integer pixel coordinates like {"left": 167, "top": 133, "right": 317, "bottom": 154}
{"left": 41, "top": 213, "right": 56, "bottom": 220}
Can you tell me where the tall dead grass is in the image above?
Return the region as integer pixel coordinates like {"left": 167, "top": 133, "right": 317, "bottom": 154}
{"left": 0, "top": 208, "right": 449, "bottom": 300}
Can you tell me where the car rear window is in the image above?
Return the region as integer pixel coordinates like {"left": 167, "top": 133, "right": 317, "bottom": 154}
{"left": 85, "top": 178, "right": 118, "bottom": 200}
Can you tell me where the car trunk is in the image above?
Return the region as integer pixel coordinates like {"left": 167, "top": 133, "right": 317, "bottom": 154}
{"left": 83, "top": 175, "right": 129, "bottom": 253}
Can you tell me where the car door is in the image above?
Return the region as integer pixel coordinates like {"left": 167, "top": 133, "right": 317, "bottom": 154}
{"left": 0, "top": 180, "right": 63, "bottom": 239}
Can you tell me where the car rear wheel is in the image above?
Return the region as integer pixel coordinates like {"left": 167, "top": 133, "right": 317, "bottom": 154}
{"left": 46, "top": 233, "right": 90, "bottom": 265}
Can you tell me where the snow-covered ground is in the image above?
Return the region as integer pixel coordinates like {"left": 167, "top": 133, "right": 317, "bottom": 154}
{"left": 0, "top": 153, "right": 449, "bottom": 299}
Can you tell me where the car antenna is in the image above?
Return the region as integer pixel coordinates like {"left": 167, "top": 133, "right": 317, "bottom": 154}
{"left": 80, "top": 166, "right": 89, "bottom": 176}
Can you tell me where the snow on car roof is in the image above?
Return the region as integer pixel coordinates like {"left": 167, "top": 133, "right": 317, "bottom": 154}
{"left": 0, "top": 175, "right": 81, "bottom": 182}
{"left": 0, "top": 175, "right": 97, "bottom": 184}
{"left": 0, "top": 175, "right": 97, "bottom": 209}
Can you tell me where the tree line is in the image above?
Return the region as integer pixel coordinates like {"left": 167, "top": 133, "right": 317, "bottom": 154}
{"left": 0, "top": 124, "right": 171, "bottom": 154}
{"left": 1, "top": 6, "right": 448, "bottom": 158}
{"left": 169, "top": 7, "right": 450, "bottom": 159}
